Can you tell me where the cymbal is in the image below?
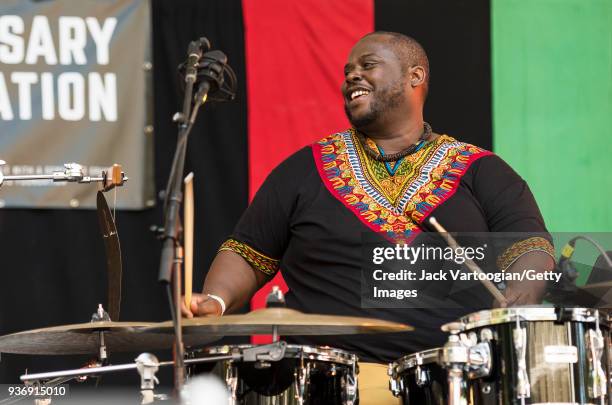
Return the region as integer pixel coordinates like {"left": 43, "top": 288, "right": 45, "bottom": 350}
{"left": 0, "top": 321, "right": 221, "bottom": 355}
{"left": 145, "top": 307, "right": 413, "bottom": 336}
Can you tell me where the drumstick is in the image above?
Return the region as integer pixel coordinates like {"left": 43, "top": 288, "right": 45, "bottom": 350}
{"left": 184, "top": 172, "right": 194, "bottom": 312}
{"left": 428, "top": 217, "right": 508, "bottom": 307}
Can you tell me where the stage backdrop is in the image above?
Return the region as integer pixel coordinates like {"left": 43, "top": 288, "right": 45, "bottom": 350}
{"left": 492, "top": 0, "right": 612, "bottom": 232}
{"left": 0, "top": 0, "right": 154, "bottom": 209}
{"left": 0, "top": 0, "right": 248, "bottom": 384}
{"left": 1, "top": 0, "right": 609, "bottom": 385}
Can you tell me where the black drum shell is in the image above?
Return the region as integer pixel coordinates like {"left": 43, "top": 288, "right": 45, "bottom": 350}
{"left": 188, "top": 344, "right": 358, "bottom": 405}
{"left": 391, "top": 307, "right": 611, "bottom": 405}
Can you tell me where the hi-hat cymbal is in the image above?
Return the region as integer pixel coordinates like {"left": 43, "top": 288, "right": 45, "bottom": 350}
{"left": 144, "top": 307, "right": 413, "bottom": 336}
{"left": 0, "top": 321, "right": 221, "bottom": 355}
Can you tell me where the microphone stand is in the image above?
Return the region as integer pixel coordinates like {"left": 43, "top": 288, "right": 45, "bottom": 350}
{"left": 157, "top": 76, "right": 202, "bottom": 393}
{"left": 156, "top": 43, "right": 229, "bottom": 393}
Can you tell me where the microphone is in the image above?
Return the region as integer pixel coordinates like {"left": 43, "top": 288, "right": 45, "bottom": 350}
{"left": 193, "top": 50, "right": 234, "bottom": 104}
{"left": 184, "top": 37, "right": 211, "bottom": 84}
{"left": 546, "top": 235, "right": 612, "bottom": 305}
{"left": 178, "top": 48, "right": 237, "bottom": 105}
{"left": 558, "top": 236, "right": 612, "bottom": 271}
{"left": 545, "top": 238, "right": 579, "bottom": 304}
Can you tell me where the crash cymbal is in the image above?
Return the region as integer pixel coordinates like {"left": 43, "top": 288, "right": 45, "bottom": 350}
{"left": 0, "top": 321, "right": 221, "bottom": 355}
{"left": 145, "top": 307, "right": 413, "bottom": 336}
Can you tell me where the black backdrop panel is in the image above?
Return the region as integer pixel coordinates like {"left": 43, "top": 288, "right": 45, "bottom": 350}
{"left": 0, "top": 0, "right": 248, "bottom": 384}
{"left": 375, "top": 0, "right": 492, "bottom": 150}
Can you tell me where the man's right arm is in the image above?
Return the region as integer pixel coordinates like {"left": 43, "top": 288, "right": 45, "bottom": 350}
{"left": 180, "top": 147, "right": 314, "bottom": 318}
{"left": 181, "top": 250, "right": 270, "bottom": 317}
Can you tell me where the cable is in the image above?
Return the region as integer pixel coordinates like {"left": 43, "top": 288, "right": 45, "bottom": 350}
{"left": 572, "top": 235, "right": 612, "bottom": 268}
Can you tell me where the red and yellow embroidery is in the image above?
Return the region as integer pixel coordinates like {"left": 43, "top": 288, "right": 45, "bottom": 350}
{"left": 219, "top": 238, "right": 280, "bottom": 276}
{"left": 497, "top": 237, "right": 555, "bottom": 271}
{"left": 312, "top": 129, "right": 492, "bottom": 243}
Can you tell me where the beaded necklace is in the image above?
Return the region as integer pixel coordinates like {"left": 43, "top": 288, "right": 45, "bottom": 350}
{"left": 356, "top": 122, "right": 432, "bottom": 163}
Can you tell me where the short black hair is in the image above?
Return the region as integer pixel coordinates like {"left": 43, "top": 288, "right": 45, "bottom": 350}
{"left": 363, "top": 31, "right": 430, "bottom": 88}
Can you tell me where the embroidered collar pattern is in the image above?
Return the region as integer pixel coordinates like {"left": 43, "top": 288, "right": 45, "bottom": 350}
{"left": 312, "top": 129, "right": 492, "bottom": 243}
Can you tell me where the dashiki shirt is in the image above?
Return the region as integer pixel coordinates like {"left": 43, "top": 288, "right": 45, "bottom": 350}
{"left": 220, "top": 129, "right": 554, "bottom": 363}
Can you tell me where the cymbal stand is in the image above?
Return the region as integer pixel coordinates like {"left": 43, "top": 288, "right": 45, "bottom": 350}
{"left": 19, "top": 342, "right": 287, "bottom": 389}
{"left": 19, "top": 343, "right": 288, "bottom": 384}
{"left": 13, "top": 345, "right": 287, "bottom": 405}
{"left": 266, "top": 286, "right": 286, "bottom": 342}
{"left": 90, "top": 304, "right": 111, "bottom": 365}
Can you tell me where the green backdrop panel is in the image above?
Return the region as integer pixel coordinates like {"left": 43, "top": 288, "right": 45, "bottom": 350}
{"left": 492, "top": 0, "right": 612, "bottom": 232}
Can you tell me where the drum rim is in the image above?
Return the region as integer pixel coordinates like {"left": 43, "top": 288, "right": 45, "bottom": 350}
{"left": 202, "top": 344, "right": 358, "bottom": 365}
{"left": 391, "top": 347, "right": 442, "bottom": 374}
{"left": 452, "top": 307, "right": 605, "bottom": 330}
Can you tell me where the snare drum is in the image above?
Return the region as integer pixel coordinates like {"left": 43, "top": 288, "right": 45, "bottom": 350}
{"left": 191, "top": 344, "right": 358, "bottom": 405}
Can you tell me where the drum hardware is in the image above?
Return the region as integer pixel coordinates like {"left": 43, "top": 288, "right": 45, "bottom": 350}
{"left": 388, "top": 363, "right": 402, "bottom": 397}
{"left": 91, "top": 304, "right": 112, "bottom": 363}
{"left": 135, "top": 353, "right": 168, "bottom": 404}
{"left": 439, "top": 324, "right": 492, "bottom": 382}
{"left": 268, "top": 286, "right": 286, "bottom": 342}
{"left": 415, "top": 352, "right": 428, "bottom": 387}
{"left": 241, "top": 341, "right": 287, "bottom": 362}
{"left": 465, "top": 341, "right": 492, "bottom": 380}
{"left": 441, "top": 322, "right": 468, "bottom": 405}
{"left": 479, "top": 327, "right": 494, "bottom": 342}
{"left": 586, "top": 309, "right": 607, "bottom": 404}
{"left": 225, "top": 361, "right": 239, "bottom": 405}
{"left": 513, "top": 315, "right": 530, "bottom": 405}
{"left": 0, "top": 161, "right": 128, "bottom": 189}
{"left": 294, "top": 355, "right": 310, "bottom": 405}
{"left": 19, "top": 350, "right": 243, "bottom": 383}
{"left": 343, "top": 362, "right": 358, "bottom": 405}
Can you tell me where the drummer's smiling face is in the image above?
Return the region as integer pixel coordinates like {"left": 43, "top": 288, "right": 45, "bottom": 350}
{"left": 342, "top": 35, "right": 409, "bottom": 134}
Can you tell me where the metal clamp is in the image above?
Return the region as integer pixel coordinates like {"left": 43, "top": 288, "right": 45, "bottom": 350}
{"left": 135, "top": 353, "right": 160, "bottom": 405}
{"left": 241, "top": 341, "right": 286, "bottom": 362}
{"left": 467, "top": 342, "right": 492, "bottom": 379}
{"left": 0, "top": 161, "right": 128, "bottom": 189}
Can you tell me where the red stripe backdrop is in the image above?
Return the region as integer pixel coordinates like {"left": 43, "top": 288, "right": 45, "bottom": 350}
{"left": 242, "top": 0, "right": 373, "bottom": 342}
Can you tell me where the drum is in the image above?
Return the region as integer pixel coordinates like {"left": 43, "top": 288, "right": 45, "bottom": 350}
{"left": 190, "top": 344, "right": 358, "bottom": 405}
{"left": 390, "top": 307, "right": 610, "bottom": 405}
{"left": 457, "top": 307, "right": 611, "bottom": 404}
{"left": 388, "top": 347, "right": 449, "bottom": 405}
